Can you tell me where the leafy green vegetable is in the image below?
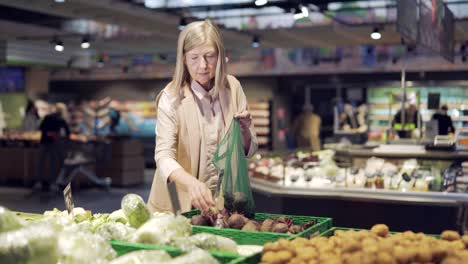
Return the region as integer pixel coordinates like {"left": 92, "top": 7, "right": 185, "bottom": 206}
{"left": 95, "top": 222, "right": 135, "bottom": 242}
{"left": 121, "top": 194, "right": 151, "bottom": 228}
{"left": 0, "top": 206, "right": 24, "bottom": 233}
{"left": 0, "top": 224, "right": 59, "bottom": 264}
{"left": 109, "top": 250, "right": 172, "bottom": 264}
{"left": 133, "top": 214, "right": 191, "bottom": 245}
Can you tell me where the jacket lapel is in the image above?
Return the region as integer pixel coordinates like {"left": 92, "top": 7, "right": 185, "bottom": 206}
{"left": 180, "top": 85, "right": 200, "bottom": 178}
{"left": 219, "top": 86, "right": 235, "bottom": 133}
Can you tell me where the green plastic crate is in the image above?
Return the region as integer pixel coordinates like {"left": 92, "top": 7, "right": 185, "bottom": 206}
{"left": 320, "top": 227, "right": 440, "bottom": 239}
{"left": 110, "top": 240, "right": 243, "bottom": 264}
{"left": 184, "top": 210, "right": 333, "bottom": 245}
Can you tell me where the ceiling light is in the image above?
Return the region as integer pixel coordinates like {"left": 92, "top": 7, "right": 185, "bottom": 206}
{"left": 178, "top": 17, "right": 187, "bottom": 31}
{"left": 255, "top": 0, "right": 268, "bottom": 6}
{"left": 293, "top": 9, "right": 304, "bottom": 20}
{"left": 81, "top": 36, "right": 90, "bottom": 49}
{"left": 370, "top": 27, "right": 381, "bottom": 40}
{"left": 54, "top": 0, "right": 65, "bottom": 3}
{"left": 301, "top": 5, "right": 309, "bottom": 17}
{"left": 55, "top": 40, "right": 64, "bottom": 52}
{"left": 252, "top": 35, "right": 260, "bottom": 48}
{"left": 144, "top": 0, "right": 162, "bottom": 8}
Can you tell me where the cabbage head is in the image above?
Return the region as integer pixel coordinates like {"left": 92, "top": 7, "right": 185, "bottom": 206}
{"left": 121, "top": 194, "right": 151, "bottom": 228}
{"left": 188, "top": 233, "right": 237, "bottom": 253}
{"left": 109, "top": 209, "right": 128, "bottom": 224}
{"left": 95, "top": 222, "right": 135, "bottom": 242}
{"left": 109, "top": 250, "right": 171, "bottom": 264}
{"left": 58, "top": 231, "right": 117, "bottom": 264}
{"left": 133, "top": 214, "right": 191, "bottom": 245}
{"left": 167, "top": 249, "right": 218, "bottom": 264}
{"left": 0, "top": 224, "right": 59, "bottom": 264}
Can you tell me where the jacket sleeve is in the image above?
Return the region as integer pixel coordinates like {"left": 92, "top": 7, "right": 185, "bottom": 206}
{"left": 231, "top": 76, "right": 258, "bottom": 158}
{"left": 155, "top": 90, "right": 183, "bottom": 185}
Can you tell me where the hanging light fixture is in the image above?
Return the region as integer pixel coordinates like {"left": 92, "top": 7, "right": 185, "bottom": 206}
{"left": 54, "top": 0, "right": 65, "bottom": 3}
{"left": 370, "top": 27, "right": 381, "bottom": 40}
{"left": 252, "top": 35, "right": 260, "bottom": 48}
{"left": 255, "top": 0, "right": 268, "bottom": 6}
{"left": 81, "top": 36, "right": 90, "bottom": 49}
{"left": 54, "top": 39, "right": 64, "bottom": 52}
{"left": 178, "top": 17, "right": 187, "bottom": 31}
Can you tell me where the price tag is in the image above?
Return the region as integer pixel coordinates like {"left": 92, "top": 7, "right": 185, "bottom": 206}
{"left": 63, "top": 183, "right": 74, "bottom": 215}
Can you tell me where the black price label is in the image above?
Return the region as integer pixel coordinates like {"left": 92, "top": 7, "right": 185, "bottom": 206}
{"left": 63, "top": 183, "right": 74, "bottom": 214}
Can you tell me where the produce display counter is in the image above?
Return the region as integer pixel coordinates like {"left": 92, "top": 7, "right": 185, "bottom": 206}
{"left": 250, "top": 177, "right": 468, "bottom": 235}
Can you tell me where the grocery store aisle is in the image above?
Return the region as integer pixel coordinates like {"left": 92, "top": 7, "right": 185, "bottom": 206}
{"left": 0, "top": 169, "right": 155, "bottom": 214}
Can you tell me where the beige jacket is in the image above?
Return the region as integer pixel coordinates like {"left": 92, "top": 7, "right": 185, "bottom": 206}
{"left": 147, "top": 75, "right": 258, "bottom": 213}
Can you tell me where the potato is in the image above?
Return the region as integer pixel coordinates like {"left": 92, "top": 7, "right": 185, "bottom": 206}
{"left": 441, "top": 230, "right": 461, "bottom": 241}
{"left": 441, "top": 257, "right": 462, "bottom": 264}
{"left": 341, "top": 239, "right": 361, "bottom": 253}
{"left": 377, "top": 251, "right": 396, "bottom": 264}
{"left": 276, "top": 250, "right": 294, "bottom": 263}
{"left": 370, "top": 224, "right": 389, "bottom": 237}
{"left": 261, "top": 251, "right": 277, "bottom": 263}
{"left": 394, "top": 245, "right": 414, "bottom": 263}
{"left": 415, "top": 245, "right": 432, "bottom": 262}
{"left": 296, "top": 248, "right": 317, "bottom": 261}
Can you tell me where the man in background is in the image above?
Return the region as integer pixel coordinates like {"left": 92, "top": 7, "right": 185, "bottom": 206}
{"left": 34, "top": 103, "right": 70, "bottom": 192}
{"left": 292, "top": 104, "right": 321, "bottom": 151}
{"left": 432, "top": 105, "right": 455, "bottom": 136}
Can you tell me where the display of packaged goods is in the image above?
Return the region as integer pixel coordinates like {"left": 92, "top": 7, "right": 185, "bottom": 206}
{"left": 249, "top": 149, "right": 467, "bottom": 193}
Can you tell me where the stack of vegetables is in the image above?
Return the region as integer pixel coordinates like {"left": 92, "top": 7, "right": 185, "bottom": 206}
{"left": 0, "top": 193, "right": 262, "bottom": 264}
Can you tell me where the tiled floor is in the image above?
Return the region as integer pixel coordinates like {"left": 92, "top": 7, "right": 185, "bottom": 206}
{"left": 0, "top": 170, "right": 154, "bottom": 214}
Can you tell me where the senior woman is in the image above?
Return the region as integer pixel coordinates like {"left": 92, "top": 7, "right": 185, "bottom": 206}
{"left": 148, "top": 20, "right": 258, "bottom": 213}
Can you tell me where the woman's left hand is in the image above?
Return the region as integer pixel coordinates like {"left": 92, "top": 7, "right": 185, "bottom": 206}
{"left": 234, "top": 111, "right": 252, "bottom": 130}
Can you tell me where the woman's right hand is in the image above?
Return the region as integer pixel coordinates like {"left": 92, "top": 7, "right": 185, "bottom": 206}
{"left": 187, "top": 178, "right": 214, "bottom": 212}
{"left": 169, "top": 169, "right": 214, "bottom": 212}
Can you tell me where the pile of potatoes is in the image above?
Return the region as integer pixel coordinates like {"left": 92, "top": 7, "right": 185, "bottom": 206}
{"left": 261, "top": 224, "right": 468, "bottom": 264}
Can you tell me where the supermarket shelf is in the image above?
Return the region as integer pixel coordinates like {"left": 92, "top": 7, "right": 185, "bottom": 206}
{"left": 250, "top": 178, "right": 468, "bottom": 206}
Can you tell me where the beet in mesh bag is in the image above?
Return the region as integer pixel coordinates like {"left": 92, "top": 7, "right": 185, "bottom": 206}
{"left": 212, "top": 119, "right": 255, "bottom": 218}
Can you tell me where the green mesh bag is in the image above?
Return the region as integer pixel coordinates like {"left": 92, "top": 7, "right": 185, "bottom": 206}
{"left": 212, "top": 119, "right": 255, "bottom": 218}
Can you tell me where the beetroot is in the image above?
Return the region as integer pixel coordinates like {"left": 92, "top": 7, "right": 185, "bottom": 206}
{"left": 260, "top": 218, "right": 275, "bottom": 232}
{"left": 191, "top": 215, "right": 209, "bottom": 226}
{"left": 242, "top": 220, "right": 259, "bottom": 231}
{"left": 302, "top": 220, "right": 317, "bottom": 230}
{"left": 288, "top": 225, "right": 304, "bottom": 234}
{"left": 272, "top": 223, "right": 289, "bottom": 233}
{"left": 228, "top": 213, "right": 247, "bottom": 229}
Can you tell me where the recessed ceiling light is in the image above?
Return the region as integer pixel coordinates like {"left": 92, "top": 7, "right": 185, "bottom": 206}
{"left": 255, "top": 0, "right": 268, "bottom": 6}
{"left": 55, "top": 40, "right": 64, "bottom": 52}
{"left": 371, "top": 27, "right": 381, "bottom": 40}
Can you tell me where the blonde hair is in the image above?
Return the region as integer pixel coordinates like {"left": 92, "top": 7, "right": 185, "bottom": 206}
{"left": 55, "top": 102, "right": 69, "bottom": 123}
{"left": 170, "top": 19, "right": 227, "bottom": 99}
